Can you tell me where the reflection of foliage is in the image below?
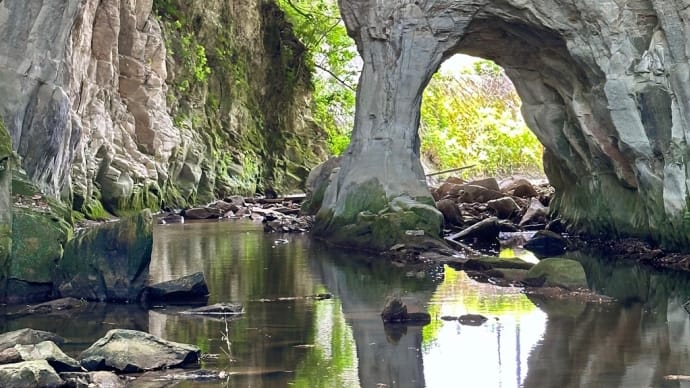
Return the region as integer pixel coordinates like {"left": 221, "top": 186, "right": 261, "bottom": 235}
{"left": 421, "top": 60, "right": 543, "bottom": 176}
{"left": 292, "top": 299, "right": 358, "bottom": 387}
{"left": 422, "top": 265, "right": 536, "bottom": 350}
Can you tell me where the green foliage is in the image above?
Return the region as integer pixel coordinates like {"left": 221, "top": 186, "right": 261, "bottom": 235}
{"left": 421, "top": 59, "right": 543, "bottom": 176}
{"left": 276, "top": 0, "right": 358, "bottom": 155}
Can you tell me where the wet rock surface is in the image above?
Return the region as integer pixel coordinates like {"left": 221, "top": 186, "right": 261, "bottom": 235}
{"left": 0, "top": 360, "right": 64, "bottom": 388}
{"left": 0, "top": 329, "right": 64, "bottom": 352}
{"left": 14, "top": 341, "right": 83, "bottom": 372}
{"left": 79, "top": 329, "right": 200, "bottom": 373}
{"left": 143, "top": 272, "right": 209, "bottom": 302}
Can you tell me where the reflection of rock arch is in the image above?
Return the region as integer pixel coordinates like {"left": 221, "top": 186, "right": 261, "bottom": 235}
{"left": 309, "top": 249, "right": 439, "bottom": 387}
{"left": 315, "top": 1, "right": 690, "bottom": 251}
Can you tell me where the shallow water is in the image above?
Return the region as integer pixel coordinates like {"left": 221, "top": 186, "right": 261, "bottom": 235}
{"left": 4, "top": 219, "right": 690, "bottom": 387}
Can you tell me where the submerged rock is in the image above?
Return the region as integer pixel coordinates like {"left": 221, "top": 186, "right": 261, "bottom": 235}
{"left": 80, "top": 329, "right": 200, "bottom": 373}
{"left": 59, "top": 371, "right": 124, "bottom": 388}
{"left": 180, "top": 303, "right": 244, "bottom": 316}
{"left": 11, "top": 297, "right": 86, "bottom": 316}
{"left": 0, "top": 360, "right": 63, "bottom": 388}
{"left": 525, "top": 258, "right": 588, "bottom": 290}
{"left": 144, "top": 272, "right": 209, "bottom": 302}
{"left": 458, "top": 314, "right": 489, "bottom": 326}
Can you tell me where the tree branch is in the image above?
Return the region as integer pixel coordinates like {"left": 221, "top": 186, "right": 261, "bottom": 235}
{"left": 314, "top": 63, "right": 356, "bottom": 91}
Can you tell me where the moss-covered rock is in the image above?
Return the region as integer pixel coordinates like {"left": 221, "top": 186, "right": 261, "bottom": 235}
{"left": 55, "top": 210, "right": 153, "bottom": 302}
{"left": 525, "top": 258, "right": 588, "bottom": 290}
{"left": 9, "top": 207, "right": 71, "bottom": 303}
{"left": 0, "top": 118, "right": 11, "bottom": 302}
{"left": 315, "top": 181, "right": 444, "bottom": 251}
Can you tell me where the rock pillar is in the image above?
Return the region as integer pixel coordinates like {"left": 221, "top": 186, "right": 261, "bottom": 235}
{"left": 313, "top": 2, "right": 471, "bottom": 251}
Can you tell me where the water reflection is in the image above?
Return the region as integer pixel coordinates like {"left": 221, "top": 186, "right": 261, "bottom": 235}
{"left": 5, "top": 221, "right": 690, "bottom": 387}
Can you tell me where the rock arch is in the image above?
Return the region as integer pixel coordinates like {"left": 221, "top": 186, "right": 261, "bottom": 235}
{"left": 314, "top": 0, "right": 690, "bottom": 251}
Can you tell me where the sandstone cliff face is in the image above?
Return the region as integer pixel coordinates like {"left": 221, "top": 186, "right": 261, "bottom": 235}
{"left": 316, "top": 0, "right": 690, "bottom": 250}
{"left": 0, "top": 0, "right": 326, "bottom": 216}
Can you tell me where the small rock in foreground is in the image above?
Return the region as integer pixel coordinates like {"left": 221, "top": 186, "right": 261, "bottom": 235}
{"left": 0, "top": 360, "right": 63, "bottom": 388}
{"left": 381, "top": 296, "right": 431, "bottom": 324}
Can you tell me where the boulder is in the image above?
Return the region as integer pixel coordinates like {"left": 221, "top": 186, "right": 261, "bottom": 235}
{"left": 519, "top": 198, "right": 549, "bottom": 227}
{"left": 525, "top": 258, "right": 588, "bottom": 290}
{"left": 223, "top": 195, "right": 246, "bottom": 208}
{"left": 467, "top": 177, "right": 500, "bottom": 192}
{"left": 436, "top": 199, "right": 462, "bottom": 226}
{"left": 15, "top": 341, "right": 82, "bottom": 372}
{"left": 487, "top": 197, "right": 520, "bottom": 219}
{"left": 208, "top": 200, "right": 236, "bottom": 214}
{"left": 523, "top": 230, "right": 567, "bottom": 258}
{"left": 0, "top": 360, "right": 63, "bottom": 387}
{"left": 500, "top": 177, "right": 538, "bottom": 198}
{"left": 144, "top": 272, "right": 209, "bottom": 302}
{"left": 80, "top": 329, "right": 200, "bottom": 373}
{"left": 55, "top": 210, "right": 152, "bottom": 302}
{"left": 435, "top": 181, "right": 464, "bottom": 199}
{"left": 457, "top": 185, "right": 505, "bottom": 204}
{"left": 381, "top": 296, "right": 431, "bottom": 324}
{"left": 0, "top": 329, "right": 64, "bottom": 352}
{"left": 59, "top": 371, "right": 124, "bottom": 388}
{"left": 182, "top": 207, "right": 223, "bottom": 220}
{"left": 302, "top": 157, "right": 341, "bottom": 215}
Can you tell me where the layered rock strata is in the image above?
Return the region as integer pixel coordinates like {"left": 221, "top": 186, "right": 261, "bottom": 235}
{"left": 316, "top": 0, "right": 690, "bottom": 250}
{"left": 0, "top": 0, "right": 326, "bottom": 217}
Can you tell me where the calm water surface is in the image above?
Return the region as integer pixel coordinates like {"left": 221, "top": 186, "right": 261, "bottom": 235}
{"left": 4, "top": 219, "right": 690, "bottom": 387}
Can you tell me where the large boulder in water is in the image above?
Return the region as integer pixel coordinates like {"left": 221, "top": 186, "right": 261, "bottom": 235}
{"left": 0, "top": 360, "right": 63, "bottom": 387}
{"left": 55, "top": 210, "right": 153, "bottom": 302}
{"left": 525, "top": 258, "right": 588, "bottom": 290}
{"left": 143, "top": 272, "right": 209, "bottom": 302}
{"left": 79, "top": 329, "right": 200, "bottom": 373}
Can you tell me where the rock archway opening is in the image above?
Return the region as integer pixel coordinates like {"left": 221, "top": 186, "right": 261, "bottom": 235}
{"left": 420, "top": 53, "right": 544, "bottom": 180}
{"left": 314, "top": 1, "right": 690, "bottom": 252}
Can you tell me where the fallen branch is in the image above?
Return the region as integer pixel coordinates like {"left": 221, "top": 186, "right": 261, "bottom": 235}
{"left": 426, "top": 164, "right": 476, "bottom": 177}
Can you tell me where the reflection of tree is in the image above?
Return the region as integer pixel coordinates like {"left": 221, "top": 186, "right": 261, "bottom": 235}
{"left": 524, "top": 251, "right": 690, "bottom": 387}
{"left": 308, "top": 244, "right": 441, "bottom": 388}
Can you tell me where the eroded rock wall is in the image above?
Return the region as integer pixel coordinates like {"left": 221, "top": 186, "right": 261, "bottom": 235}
{"left": 0, "top": 0, "right": 326, "bottom": 217}
{"left": 318, "top": 0, "right": 690, "bottom": 250}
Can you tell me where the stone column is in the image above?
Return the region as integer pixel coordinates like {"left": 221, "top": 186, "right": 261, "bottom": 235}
{"left": 314, "top": 2, "right": 470, "bottom": 251}
{"left": 0, "top": 120, "right": 12, "bottom": 302}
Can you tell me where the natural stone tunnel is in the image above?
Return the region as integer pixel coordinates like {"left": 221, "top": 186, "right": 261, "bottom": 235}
{"left": 314, "top": 0, "right": 690, "bottom": 251}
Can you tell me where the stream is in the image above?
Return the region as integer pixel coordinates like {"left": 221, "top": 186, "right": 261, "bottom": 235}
{"left": 3, "top": 219, "right": 690, "bottom": 387}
